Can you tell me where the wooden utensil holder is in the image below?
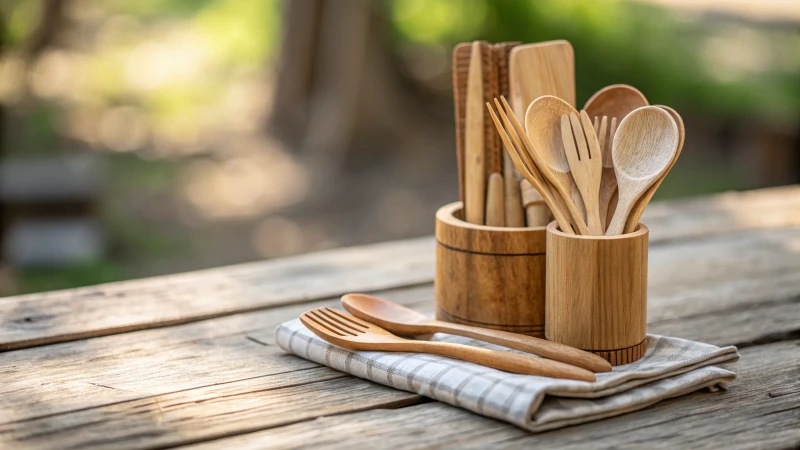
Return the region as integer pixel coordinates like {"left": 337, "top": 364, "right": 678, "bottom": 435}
{"left": 545, "top": 221, "right": 648, "bottom": 365}
{"left": 435, "top": 202, "right": 546, "bottom": 337}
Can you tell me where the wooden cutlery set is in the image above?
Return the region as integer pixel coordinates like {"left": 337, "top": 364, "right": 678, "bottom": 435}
{"left": 299, "top": 40, "right": 683, "bottom": 377}
{"left": 301, "top": 294, "right": 611, "bottom": 381}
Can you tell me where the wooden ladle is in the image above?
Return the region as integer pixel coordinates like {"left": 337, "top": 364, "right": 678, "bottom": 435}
{"left": 605, "top": 106, "right": 680, "bottom": 236}
{"left": 341, "top": 293, "right": 611, "bottom": 373}
{"left": 525, "top": 96, "right": 590, "bottom": 234}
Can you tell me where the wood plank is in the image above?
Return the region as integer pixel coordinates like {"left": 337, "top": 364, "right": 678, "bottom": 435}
{"left": 0, "top": 286, "right": 432, "bottom": 422}
{"left": 0, "top": 187, "right": 797, "bottom": 352}
{"left": 0, "top": 227, "right": 798, "bottom": 425}
{"left": 0, "top": 237, "right": 435, "bottom": 351}
{"left": 0, "top": 373, "right": 420, "bottom": 450}
{"left": 641, "top": 184, "right": 800, "bottom": 242}
{"left": 179, "top": 340, "right": 800, "bottom": 450}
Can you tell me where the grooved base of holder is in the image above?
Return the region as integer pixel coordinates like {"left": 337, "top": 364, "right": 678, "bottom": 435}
{"left": 589, "top": 339, "right": 648, "bottom": 366}
{"left": 436, "top": 307, "right": 544, "bottom": 337}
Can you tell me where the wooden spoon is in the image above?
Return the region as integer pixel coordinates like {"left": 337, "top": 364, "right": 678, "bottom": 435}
{"left": 605, "top": 106, "right": 680, "bottom": 236}
{"left": 301, "top": 306, "right": 596, "bottom": 380}
{"left": 623, "top": 105, "right": 685, "bottom": 233}
{"left": 584, "top": 85, "right": 649, "bottom": 228}
{"left": 525, "top": 95, "right": 590, "bottom": 234}
{"left": 341, "top": 293, "right": 611, "bottom": 373}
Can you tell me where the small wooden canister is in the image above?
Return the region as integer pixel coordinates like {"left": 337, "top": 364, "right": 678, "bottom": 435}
{"left": 545, "top": 221, "right": 649, "bottom": 365}
{"left": 435, "top": 202, "right": 546, "bottom": 337}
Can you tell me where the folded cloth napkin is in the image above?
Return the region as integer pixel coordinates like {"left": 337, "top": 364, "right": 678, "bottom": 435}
{"left": 275, "top": 318, "right": 739, "bottom": 432}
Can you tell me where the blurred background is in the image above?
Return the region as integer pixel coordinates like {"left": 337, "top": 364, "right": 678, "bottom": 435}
{"left": 0, "top": 0, "right": 798, "bottom": 295}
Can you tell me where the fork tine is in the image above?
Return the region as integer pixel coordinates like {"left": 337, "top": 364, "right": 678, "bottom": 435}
{"left": 316, "top": 308, "right": 366, "bottom": 335}
{"left": 307, "top": 309, "right": 357, "bottom": 336}
{"left": 489, "top": 104, "right": 535, "bottom": 182}
{"left": 593, "top": 116, "right": 599, "bottom": 131}
{"left": 303, "top": 312, "right": 348, "bottom": 337}
{"left": 580, "top": 111, "right": 602, "bottom": 161}
{"left": 499, "top": 96, "right": 538, "bottom": 159}
{"left": 322, "top": 307, "right": 369, "bottom": 331}
{"left": 492, "top": 100, "right": 534, "bottom": 172}
{"left": 569, "top": 112, "right": 590, "bottom": 161}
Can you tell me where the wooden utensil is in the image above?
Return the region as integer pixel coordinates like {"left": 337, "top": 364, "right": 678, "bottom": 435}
{"left": 464, "top": 42, "right": 485, "bottom": 224}
{"left": 605, "top": 106, "right": 680, "bottom": 236}
{"left": 487, "top": 101, "right": 575, "bottom": 233}
{"left": 486, "top": 172, "right": 505, "bottom": 226}
{"left": 585, "top": 85, "right": 648, "bottom": 228}
{"left": 495, "top": 97, "right": 578, "bottom": 233}
{"left": 623, "top": 105, "right": 685, "bottom": 233}
{"left": 453, "top": 42, "right": 519, "bottom": 204}
{"left": 520, "top": 180, "right": 550, "bottom": 227}
{"left": 524, "top": 95, "right": 590, "bottom": 234}
{"left": 341, "top": 294, "right": 611, "bottom": 373}
{"left": 301, "top": 307, "right": 595, "bottom": 380}
{"left": 509, "top": 40, "right": 576, "bottom": 227}
{"left": 561, "top": 111, "right": 604, "bottom": 235}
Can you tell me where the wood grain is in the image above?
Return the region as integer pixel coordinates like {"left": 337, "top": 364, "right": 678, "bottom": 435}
{"left": 0, "top": 237, "right": 435, "bottom": 351}
{"left": 435, "top": 202, "right": 546, "bottom": 336}
{"left": 0, "top": 228, "right": 794, "bottom": 427}
{"left": 182, "top": 340, "right": 800, "bottom": 450}
{"left": 546, "top": 222, "right": 649, "bottom": 364}
{"left": 0, "top": 187, "right": 796, "bottom": 354}
{"left": 0, "top": 221, "right": 798, "bottom": 448}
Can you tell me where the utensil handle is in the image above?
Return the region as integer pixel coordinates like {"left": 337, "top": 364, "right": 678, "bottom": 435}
{"left": 410, "top": 341, "right": 595, "bottom": 381}
{"left": 429, "top": 320, "right": 611, "bottom": 373}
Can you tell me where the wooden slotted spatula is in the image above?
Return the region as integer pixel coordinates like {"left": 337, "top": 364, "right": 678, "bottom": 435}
{"left": 300, "top": 307, "right": 596, "bottom": 381}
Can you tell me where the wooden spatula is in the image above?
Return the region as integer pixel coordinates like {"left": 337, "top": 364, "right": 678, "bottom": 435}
{"left": 509, "top": 40, "right": 577, "bottom": 226}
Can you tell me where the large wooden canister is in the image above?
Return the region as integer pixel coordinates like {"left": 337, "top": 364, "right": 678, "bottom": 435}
{"left": 434, "top": 202, "right": 547, "bottom": 337}
{"left": 545, "top": 221, "right": 649, "bottom": 365}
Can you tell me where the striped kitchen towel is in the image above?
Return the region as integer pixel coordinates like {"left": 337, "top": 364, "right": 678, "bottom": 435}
{"left": 275, "top": 317, "right": 738, "bottom": 432}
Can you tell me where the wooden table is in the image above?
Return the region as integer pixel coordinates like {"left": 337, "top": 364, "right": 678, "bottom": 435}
{"left": 1, "top": 186, "right": 799, "bottom": 449}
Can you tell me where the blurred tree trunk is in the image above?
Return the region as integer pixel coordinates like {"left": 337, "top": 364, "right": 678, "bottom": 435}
{"left": 268, "top": 0, "right": 418, "bottom": 188}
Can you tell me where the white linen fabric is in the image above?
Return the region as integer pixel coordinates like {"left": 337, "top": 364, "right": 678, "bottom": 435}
{"left": 275, "top": 318, "right": 738, "bottom": 432}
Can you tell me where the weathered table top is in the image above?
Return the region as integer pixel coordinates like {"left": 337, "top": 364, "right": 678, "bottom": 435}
{"left": 1, "top": 186, "right": 799, "bottom": 449}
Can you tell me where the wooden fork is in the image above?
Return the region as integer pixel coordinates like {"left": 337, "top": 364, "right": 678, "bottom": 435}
{"left": 486, "top": 102, "right": 575, "bottom": 234}
{"left": 300, "top": 307, "right": 595, "bottom": 381}
{"left": 561, "top": 111, "right": 603, "bottom": 235}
